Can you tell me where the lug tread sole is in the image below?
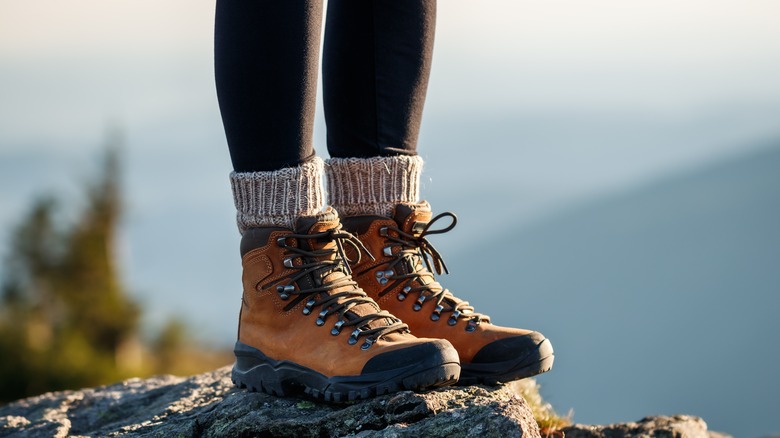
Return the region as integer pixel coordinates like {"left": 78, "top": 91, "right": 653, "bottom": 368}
{"left": 232, "top": 342, "right": 460, "bottom": 402}
{"left": 233, "top": 363, "right": 460, "bottom": 402}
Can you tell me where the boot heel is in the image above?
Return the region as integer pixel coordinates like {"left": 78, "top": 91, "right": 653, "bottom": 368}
{"left": 232, "top": 342, "right": 291, "bottom": 397}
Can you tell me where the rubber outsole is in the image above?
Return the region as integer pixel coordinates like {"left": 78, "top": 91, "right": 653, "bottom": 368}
{"left": 458, "top": 338, "right": 555, "bottom": 386}
{"left": 231, "top": 341, "right": 461, "bottom": 402}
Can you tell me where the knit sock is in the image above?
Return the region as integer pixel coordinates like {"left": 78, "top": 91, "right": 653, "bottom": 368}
{"left": 325, "top": 155, "right": 424, "bottom": 217}
{"left": 230, "top": 157, "right": 325, "bottom": 233}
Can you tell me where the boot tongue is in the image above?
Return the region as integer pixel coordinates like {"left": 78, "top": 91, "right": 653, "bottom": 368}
{"left": 296, "top": 209, "right": 395, "bottom": 330}
{"left": 294, "top": 208, "right": 340, "bottom": 251}
{"left": 393, "top": 201, "right": 449, "bottom": 298}
{"left": 392, "top": 202, "right": 432, "bottom": 237}
{"left": 295, "top": 208, "right": 339, "bottom": 234}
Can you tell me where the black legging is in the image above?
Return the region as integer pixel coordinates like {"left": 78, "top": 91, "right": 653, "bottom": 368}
{"left": 215, "top": 0, "right": 436, "bottom": 172}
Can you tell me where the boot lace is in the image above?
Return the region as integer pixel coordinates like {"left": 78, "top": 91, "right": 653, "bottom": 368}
{"left": 265, "top": 226, "right": 408, "bottom": 349}
{"left": 378, "top": 212, "right": 491, "bottom": 332}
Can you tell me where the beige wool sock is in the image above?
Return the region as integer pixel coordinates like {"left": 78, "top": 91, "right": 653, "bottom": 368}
{"left": 230, "top": 157, "right": 325, "bottom": 233}
{"left": 325, "top": 155, "right": 423, "bottom": 217}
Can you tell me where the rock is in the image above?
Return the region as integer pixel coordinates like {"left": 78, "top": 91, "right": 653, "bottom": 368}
{"left": 0, "top": 367, "right": 732, "bottom": 438}
{"left": 0, "top": 366, "right": 540, "bottom": 437}
{"left": 560, "top": 415, "right": 731, "bottom": 438}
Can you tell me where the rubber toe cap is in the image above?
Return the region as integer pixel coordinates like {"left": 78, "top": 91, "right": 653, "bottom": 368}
{"left": 471, "top": 331, "right": 552, "bottom": 364}
{"left": 362, "top": 339, "right": 459, "bottom": 374}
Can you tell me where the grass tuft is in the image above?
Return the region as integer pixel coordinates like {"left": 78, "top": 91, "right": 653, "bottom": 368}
{"left": 507, "top": 378, "right": 572, "bottom": 437}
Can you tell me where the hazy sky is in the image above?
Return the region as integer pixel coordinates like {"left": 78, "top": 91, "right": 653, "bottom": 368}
{"left": 2, "top": 0, "right": 780, "bottom": 147}
{"left": 1, "top": 3, "right": 779, "bottom": 434}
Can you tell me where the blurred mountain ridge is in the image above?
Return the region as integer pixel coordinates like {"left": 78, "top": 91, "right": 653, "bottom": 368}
{"left": 443, "top": 140, "right": 780, "bottom": 438}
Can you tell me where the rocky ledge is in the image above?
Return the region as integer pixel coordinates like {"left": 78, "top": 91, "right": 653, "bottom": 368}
{"left": 0, "top": 366, "right": 726, "bottom": 437}
{"left": 561, "top": 416, "right": 730, "bottom": 438}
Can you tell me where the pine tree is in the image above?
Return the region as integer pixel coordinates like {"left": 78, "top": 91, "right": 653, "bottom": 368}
{"left": 0, "top": 145, "right": 140, "bottom": 401}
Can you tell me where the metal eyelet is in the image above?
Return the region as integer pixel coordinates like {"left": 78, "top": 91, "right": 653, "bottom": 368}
{"left": 413, "top": 295, "right": 426, "bottom": 311}
{"left": 431, "top": 305, "right": 444, "bottom": 321}
{"left": 302, "top": 299, "right": 316, "bottom": 315}
{"left": 276, "top": 284, "right": 294, "bottom": 300}
{"left": 347, "top": 329, "right": 361, "bottom": 345}
{"left": 379, "top": 227, "right": 389, "bottom": 237}
{"left": 398, "top": 286, "right": 411, "bottom": 301}
{"left": 383, "top": 246, "right": 393, "bottom": 257}
{"left": 360, "top": 337, "right": 375, "bottom": 350}
{"left": 276, "top": 237, "right": 287, "bottom": 247}
{"left": 283, "top": 257, "right": 294, "bottom": 268}
{"left": 375, "top": 269, "right": 394, "bottom": 285}
{"left": 447, "top": 310, "right": 461, "bottom": 326}
{"left": 316, "top": 309, "right": 328, "bottom": 326}
{"left": 331, "top": 320, "right": 345, "bottom": 336}
{"left": 466, "top": 319, "right": 478, "bottom": 332}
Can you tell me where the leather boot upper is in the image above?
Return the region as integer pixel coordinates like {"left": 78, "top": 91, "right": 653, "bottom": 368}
{"left": 237, "top": 208, "right": 446, "bottom": 377}
{"left": 341, "top": 202, "right": 540, "bottom": 364}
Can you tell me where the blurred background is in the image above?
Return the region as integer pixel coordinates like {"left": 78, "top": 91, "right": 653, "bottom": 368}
{"left": 1, "top": 1, "right": 778, "bottom": 436}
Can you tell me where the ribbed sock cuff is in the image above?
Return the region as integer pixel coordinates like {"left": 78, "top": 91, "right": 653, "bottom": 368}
{"left": 230, "top": 157, "right": 325, "bottom": 233}
{"left": 325, "top": 155, "right": 423, "bottom": 217}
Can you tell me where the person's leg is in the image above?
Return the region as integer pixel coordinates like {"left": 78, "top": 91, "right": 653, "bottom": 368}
{"left": 216, "top": 0, "right": 324, "bottom": 231}
{"left": 215, "top": 1, "right": 320, "bottom": 173}
{"left": 215, "top": 0, "right": 460, "bottom": 400}
{"left": 323, "top": 0, "right": 554, "bottom": 384}
{"left": 322, "top": 0, "right": 433, "bottom": 217}
{"left": 322, "top": 0, "right": 435, "bottom": 159}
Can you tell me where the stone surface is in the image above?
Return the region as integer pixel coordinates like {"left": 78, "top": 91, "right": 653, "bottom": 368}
{"left": 561, "top": 415, "right": 731, "bottom": 438}
{"left": 0, "top": 367, "right": 732, "bottom": 438}
{"left": 0, "top": 366, "right": 540, "bottom": 437}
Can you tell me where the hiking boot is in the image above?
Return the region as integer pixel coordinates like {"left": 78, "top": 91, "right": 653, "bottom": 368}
{"left": 232, "top": 208, "right": 460, "bottom": 401}
{"left": 341, "top": 202, "right": 554, "bottom": 385}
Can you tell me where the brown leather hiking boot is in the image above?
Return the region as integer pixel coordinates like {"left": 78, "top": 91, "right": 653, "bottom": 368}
{"left": 341, "top": 202, "right": 554, "bottom": 385}
{"left": 232, "top": 209, "right": 460, "bottom": 401}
